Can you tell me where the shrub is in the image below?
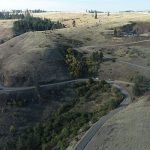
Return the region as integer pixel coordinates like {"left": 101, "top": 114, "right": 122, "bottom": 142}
{"left": 87, "top": 78, "right": 94, "bottom": 85}
{"left": 9, "top": 125, "right": 16, "bottom": 135}
{"left": 133, "top": 83, "right": 141, "bottom": 96}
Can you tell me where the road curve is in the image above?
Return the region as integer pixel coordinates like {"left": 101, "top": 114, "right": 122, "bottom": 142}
{"left": 0, "top": 78, "right": 131, "bottom": 150}
{"left": 0, "top": 79, "right": 132, "bottom": 93}
{"left": 74, "top": 83, "right": 131, "bottom": 150}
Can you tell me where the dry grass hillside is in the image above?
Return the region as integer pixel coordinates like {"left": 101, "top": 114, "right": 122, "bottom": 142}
{"left": 0, "top": 31, "right": 71, "bottom": 86}
{"left": 85, "top": 95, "right": 150, "bottom": 150}
{"left": 33, "top": 12, "right": 150, "bottom": 47}
{"left": 0, "top": 12, "right": 150, "bottom": 86}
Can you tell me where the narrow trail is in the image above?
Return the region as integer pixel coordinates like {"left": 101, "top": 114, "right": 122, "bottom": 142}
{"left": 79, "top": 39, "right": 150, "bottom": 49}
{"left": 118, "top": 60, "right": 150, "bottom": 70}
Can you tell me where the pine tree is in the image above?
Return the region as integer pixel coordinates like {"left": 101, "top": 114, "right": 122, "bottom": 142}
{"left": 114, "top": 28, "right": 118, "bottom": 37}
{"left": 95, "top": 11, "right": 98, "bottom": 19}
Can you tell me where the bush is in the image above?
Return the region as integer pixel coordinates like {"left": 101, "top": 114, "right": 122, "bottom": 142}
{"left": 132, "top": 75, "right": 148, "bottom": 96}
{"left": 133, "top": 83, "right": 141, "bottom": 96}
{"left": 9, "top": 125, "right": 16, "bottom": 135}
{"left": 133, "top": 75, "right": 147, "bottom": 85}
{"left": 101, "top": 99, "right": 121, "bottom": 112}
{"left": 87, "top": 78, "right": 94, "bottom": 85}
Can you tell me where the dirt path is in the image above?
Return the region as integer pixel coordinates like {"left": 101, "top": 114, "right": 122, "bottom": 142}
{"left": 79, "top": 39, "right": 150, "bottom": 49}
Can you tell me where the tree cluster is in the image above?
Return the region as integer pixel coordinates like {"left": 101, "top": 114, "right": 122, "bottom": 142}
{"left": 30, "top": 9, "right": 46, "bottom": 13}
{"left": 0, "top": 12, "right": 25, "bottom": 19}
{"left": 132, "top": 75, "right": 148, "bottom": 96}
{"left": 6, "top": 107, "right": 92, "bottom": 150}
{"left": 65, "top": 48, "right": 88, "bottom": 78}
{"left": 66, "top": 49, "right": 104, "bottom": 78}
{"left": 13, "top": 16, "right": 65, "bottom": 35}
{"left": 90, "top": 51, "right": 104, "bottom": 63}
{"left": 88, "top": 10, "right": 103, "bottom": 13}
{"left": 4, "top": 80, "right": 124, "bottom": 150}
{"left": 87, "top": 51, "right": 104, "bottom": 76}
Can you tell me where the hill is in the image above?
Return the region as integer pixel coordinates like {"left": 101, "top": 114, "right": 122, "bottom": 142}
{"left": 0, "top": 31, "right": 71, "bottom": 86}
{"left": 85, "top": 95, "right": 150, "bottom": 150}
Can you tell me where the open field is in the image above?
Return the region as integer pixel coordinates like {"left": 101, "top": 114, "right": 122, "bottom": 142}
{"left": 33, "top": 12, "right": 150, "bottom": 27}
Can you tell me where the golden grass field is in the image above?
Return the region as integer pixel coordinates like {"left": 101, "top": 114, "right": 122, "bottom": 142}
{"left": 33, "top": 12, "right": 150, "bottom": 27}
{"left": 33, "top": 12, "right": 150, "bottom": 47}
{"left": 0, "top": 12, "right": 150, "bottom": 86}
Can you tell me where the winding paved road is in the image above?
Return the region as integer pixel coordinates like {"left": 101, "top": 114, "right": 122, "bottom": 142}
{"left": 0, "top": 78, "right": 132, "bottom": 150}
{"left": 74, "top": 82, "right": 131, "bottom": 150}
{"left": 0, "top": 79, "right": 132, "bottom": 93}
{"left": 73, "top": 46, "right": 150, "bottom": 150}
{"left": 0, "top": 79, "right": 88, "bottom": 92}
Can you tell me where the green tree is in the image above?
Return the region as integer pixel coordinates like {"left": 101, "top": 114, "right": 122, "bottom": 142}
{"left": 95, "top": 11, "right": 98, "bottom": 19}
{"left": 28, "top": 134, "right": 41, "bottom": 150}
{"left": 133, "top": 83, "right": 141, "bottom": 96}
{"left": 107, "top": 12, "right": 110, "bottom": 16}
{"left": 114, "top": 28, "right": 118, "bottom": 37}
{"left": 13, "top": 16, "right": 65, "bottom": 36}
{"left": 72, "top": 20, "right": 76, "bottom": 27}
{"left": 9, "top": 125, "right": 16, "bottom": 135}
{"left": 65, "top": 48, "right": 87, "bottom": 78}
{"left": 99, "top": 51, "right": 104, "bottom": 63}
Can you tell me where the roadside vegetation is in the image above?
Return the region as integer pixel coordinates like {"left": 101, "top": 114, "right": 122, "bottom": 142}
{"left": 65, "top": 48, "right": 104, "bottom": 78}
{"left": 132, "top": 75, "right": 149, "bottom": 96}
{"left": 5, "top": 79, "right": 124, "bottom": 150}
{"left": 65, "top": 48, "right": 88, "bottom": 78}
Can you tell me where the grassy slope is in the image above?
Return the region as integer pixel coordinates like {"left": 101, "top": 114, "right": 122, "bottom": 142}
{"left": 85, "top": 95, "right": 150, "bottom": 150}
{"left": 0, "top": 31, "right": 71, "bottom": 86}
{"left": 1, "top": 12, "right": 150, "bottom": 86}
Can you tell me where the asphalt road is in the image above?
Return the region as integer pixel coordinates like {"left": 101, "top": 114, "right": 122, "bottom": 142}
{"left": 0, "top": 79, "right": 88, "bottom": 92}
{"left": 74, "top": 83, "right": 131, "bottom": 150}
{"left": 0, "top": 79, "right": 131, "bottom": 93}
{"left": 0, "top": 77, "right": 132, "bottom": 150}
